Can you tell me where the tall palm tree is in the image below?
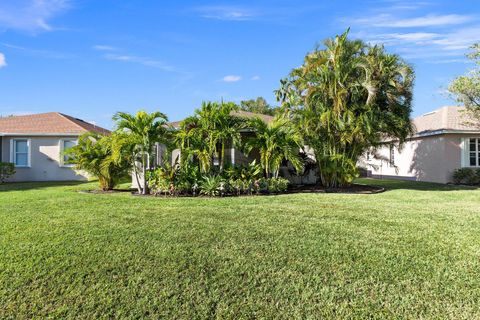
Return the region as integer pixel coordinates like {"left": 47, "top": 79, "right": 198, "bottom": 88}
{"left": 113, "top": 110, "right": 169, "bottom": 194}
{"left": 176, "top": 101, "right": 243, "bottom": 173}
{"left": 245, "top": 117, "right": 303, "bottom": 178}
{"left": 276, "top": 29, "right": 414, "bottom": 187}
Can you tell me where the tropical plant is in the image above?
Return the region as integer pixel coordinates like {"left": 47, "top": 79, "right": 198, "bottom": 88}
{"left": 0, "top": 162, "right": 15, "bottom": 183}
{"left": 449, "top": 43, "right": 480, "bottom": 128}
{"left": 113, "top": 110, "right": 170, "bottom": 194}
{"left": 276, "top": 29, "right": 414, "bottom": 187}
{"left": 267, "top": 177, "right": 290, "bottom": 193}
{"left": 245, "top": 116, "right": 303, "bottom": 178}
{"left": 199, "top": 175, "right": 225, "bottom": 196}
{"left": 65, "top": 132, "right": 130, "bottom": 190}
{"left": 175, "top": 101, "right": 244, "bottom": 173}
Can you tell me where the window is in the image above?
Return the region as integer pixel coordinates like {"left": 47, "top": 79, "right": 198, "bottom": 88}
{"left": 61, "top": 139, "right": 77, "bottom": 166}
{"left": 468, "top": 138, "right": 480, "bottom": 167}
{"left": 12, "top": 139, "right": 30, "bottom": 167}
{"left": 389, "top": 145, "right": 395, "bottom": 166}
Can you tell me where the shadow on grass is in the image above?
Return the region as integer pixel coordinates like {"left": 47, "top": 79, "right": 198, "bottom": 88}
{"left": 357, "top": 178, "right": 479, "bottom": 192}
{"left": 0, "top": 181, "right": 87, "bottom": 192}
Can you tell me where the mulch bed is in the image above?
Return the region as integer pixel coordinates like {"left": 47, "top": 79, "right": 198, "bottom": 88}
{"left": 79, "top": 184, "right": 384, "bottom": 196}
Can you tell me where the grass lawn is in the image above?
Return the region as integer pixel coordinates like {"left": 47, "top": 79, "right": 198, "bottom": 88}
{"left": 1, "top": 179, "right": 480, "bottom": 319}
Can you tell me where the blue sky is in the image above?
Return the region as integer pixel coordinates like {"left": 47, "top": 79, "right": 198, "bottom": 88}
{"left": 0, "top": 0, "right": 479, "bottom": 129}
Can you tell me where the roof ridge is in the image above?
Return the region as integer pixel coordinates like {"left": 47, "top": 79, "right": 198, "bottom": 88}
{"left": 56, "top": 112, "right": 88, "bottom": 132}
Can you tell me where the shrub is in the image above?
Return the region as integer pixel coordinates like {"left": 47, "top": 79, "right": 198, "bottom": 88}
{"left": 452, "top": 168, "right": 480, "bottom": 185}
{"left": 267, "top": 177, "right": 290, "bottom": 193}
{"left": 0, "top": 162, "right": 15, "bottom": 183}
{"left": 199, "top": 175, "right": 226, "bottom": 196}
{"left": 65, "top": 132, "right": 130, "bottom": 191}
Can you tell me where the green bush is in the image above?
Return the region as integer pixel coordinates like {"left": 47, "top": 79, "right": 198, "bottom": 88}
{"left": 267, "top": 177, "right": 290, "bottom": 193}
{"left": 0, "top": 162, "right": 15, "bottom": 183}
{"left": 199, "top": 175, "right": 225, "bottom": 196}
{"left": 452, "top": 168, "right": 480, "bottom": 185}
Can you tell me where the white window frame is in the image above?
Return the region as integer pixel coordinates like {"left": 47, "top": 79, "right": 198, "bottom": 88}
{"left": 59, "top": 139, "right": 77, "bottom": 167}
{"left": 10, "top": 138, "right": 31, "bottom": 168}
{"left": 466, "top": 137, "right": 480, "bottom": 168}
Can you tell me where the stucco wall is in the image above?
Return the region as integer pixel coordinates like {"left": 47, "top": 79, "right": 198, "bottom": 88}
{"left": 367, "top": 134, "right": 477, "bottom": 184}
{"left": 1, "top": 136, "right": 88, "bottom": 182}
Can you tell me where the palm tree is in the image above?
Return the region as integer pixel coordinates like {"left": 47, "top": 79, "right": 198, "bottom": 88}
{"left": 245, "top": 116, "right": 303, "bottom": 178}
{"left": 276, "top": 29, "right": 414, "bottom": 187}
{"left": 175, "top": 101, "right": 243, "bottom": 173}
{"left": 65, "top": 132, "right": 130, "bottom": 191}
{"left": 113, "top": 110, "right": 169, "bottom": 194}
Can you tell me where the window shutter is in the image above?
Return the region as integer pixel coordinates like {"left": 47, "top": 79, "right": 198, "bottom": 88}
{"left": 460, "top": 138, "right": 468, "bottom": 167}
{"left": 9, "top": 139, "right": 13, "bottom": 163}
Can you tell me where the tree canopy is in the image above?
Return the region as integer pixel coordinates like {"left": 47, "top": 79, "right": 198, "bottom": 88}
{"left": 240, "top": 97, "right": 278, "bottom": 116}
{"left": 449, "top": 43, "right": 480, "bottom": 127}
{"left": 276, "top": 29, "right": 414, "bottom": 187}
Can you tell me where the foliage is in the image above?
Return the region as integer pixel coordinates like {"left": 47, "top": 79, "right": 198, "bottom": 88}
{"left": 199, "top": 175, "right": 226, "bottom": 196}
{"left": 452, "top": 168, "right": 480, "bottom": 185}
{"left": 0, "top": 162, "right": 15, "bottom": 183}
{"left": 449, "top": 43, "right": 480, "bottom": 128}
{"left": 245, "top": 116, "right": 303, "bottom": 178}
{"left": 276, "top": 29, "right": 414, "bottom": 187}
{"left": 267, "top": 177, "right": 290, "bottom": 193}
{"left": 65, "top": 132, "right": 130, "bottom": 190}
{"left": 175, "top": 101, "right": 244, "bottom": 173}
{"left": 240, "top": 97, "right": 278, "bottom": 116}
{"left": 113, "top": 110, "right": 170, "bottom": 194}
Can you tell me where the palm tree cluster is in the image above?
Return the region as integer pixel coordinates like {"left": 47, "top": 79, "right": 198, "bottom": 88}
{"left": 67, "top": 29, "right": 414, "bottom": 192}
{"left": 276, "top": 29, "right": 414, "bottom": 187}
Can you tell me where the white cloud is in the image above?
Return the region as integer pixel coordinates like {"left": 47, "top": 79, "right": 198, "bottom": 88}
{"left": 222, "top": 75, "right": 242, "bottom": 82}
{"left": 0, "top": 0, "right": 71, "bottom": 32}
{"left": 104, "top": 53, "right": 175, "bottom": 72}
{"left": 195, "top": 6, "right": 257, "bottom": 21}
{"left": 0, "top": 52, "right": 6, "bottom": 68}
{"left": 93, "top": 45, "right": 116, "bottom": 51}
{"left": 251, "top": 75, "right": 260, "bottom": 80}
{"left": 352, "top": 13, "right": 475, "bottom": 28}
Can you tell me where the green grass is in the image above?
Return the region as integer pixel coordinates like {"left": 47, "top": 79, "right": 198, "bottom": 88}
{"left": 1, "top": 179, "right": 479, "bottom": 319}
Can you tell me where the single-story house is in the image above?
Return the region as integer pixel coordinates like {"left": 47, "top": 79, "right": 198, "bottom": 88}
{"left": 0, "top": 112, "right": 109, "bottom": 182}
{"left": 366, "top": 106, "right": 480, "bottom": 184}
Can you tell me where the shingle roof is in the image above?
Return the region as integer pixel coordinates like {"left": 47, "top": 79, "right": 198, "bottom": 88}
{"left": 413, "top": 106, "right": 480, "bottom": 135}
{"left": 168, "top": 110, "right": 274, "bottom": 129}
{"left": 0, "top": 112, "right": 110, "bottom": 135}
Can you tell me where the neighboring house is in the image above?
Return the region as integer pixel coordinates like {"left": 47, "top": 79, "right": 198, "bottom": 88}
{"left": 366, "top": 106, "right": 480, "bottom": 184}
{"left": 0, "top": 112, "right": 109, "bottom": 182}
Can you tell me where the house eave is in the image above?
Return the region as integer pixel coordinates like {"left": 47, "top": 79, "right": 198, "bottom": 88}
{"left": 0, "top": 132, "right": 82, "bottom": 137}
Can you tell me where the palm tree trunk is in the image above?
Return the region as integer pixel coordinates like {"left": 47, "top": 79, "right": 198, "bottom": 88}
{"left": 142, "top": 148, "right": 148, "bottom": 195}
{"left": 220, "top": 141, "right": 225, "bottom": 172}
{"left": 132, "top": 152, "right": 142, "bottom": 194}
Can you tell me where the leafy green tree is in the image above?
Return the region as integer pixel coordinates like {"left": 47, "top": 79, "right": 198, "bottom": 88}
{"left": 175, "top": 101, "right": 243, "bottom": 173}
{"left": 245, "top": 116, "right": 303, "bottom": 178}
{"left": 240, "top": 97, "right": 278, "bottom": 116}
{"left": 113, "top": 110, "right": 170, "bottom": 194}
{"left": 276, "top": 30, "right": 414, "bottom": 187}
{"left": 66, "top": 132, "right": 130, "bottom": 190}
{"left": 449, "top": 43, "right": 480, "bottom": 127}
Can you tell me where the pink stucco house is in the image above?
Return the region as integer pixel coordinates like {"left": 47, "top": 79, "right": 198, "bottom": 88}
{"left": 366, "top": 106, "right": 480, "bottom": 184}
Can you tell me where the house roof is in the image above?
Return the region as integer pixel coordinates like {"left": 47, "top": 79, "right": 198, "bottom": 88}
{"left": 413, "top": 106, "right": 480, "bottom": 136}
{"left": 0, "top": 112, "right": 110, "bottom": 136}
{"left": 168, "top": 110, "right": 274, "bottom": 129}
